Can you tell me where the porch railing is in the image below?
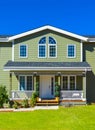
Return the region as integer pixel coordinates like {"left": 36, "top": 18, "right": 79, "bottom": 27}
{"left": 60, "top": 90, "right": 84, "bottom": 100}
{"left": 11, "top": 90, "right": 34, "bottom": 99}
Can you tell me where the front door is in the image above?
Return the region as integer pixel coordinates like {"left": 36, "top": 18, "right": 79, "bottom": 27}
{"left": 40, "top": 75, "right": 54, "bottom": 99}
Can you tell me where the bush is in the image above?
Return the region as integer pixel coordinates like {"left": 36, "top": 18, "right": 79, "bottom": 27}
{"left": 36, "top": 82, "right": 39, "bottom": 91}
{"left": 9, "top": 100, "right": 14, "bottom": 108}
{"left": 0, "top": 85, "right": 9, "bottom": 108}
{"left": 30, "top": 92, "right": 37, "bottom": 107}
{"left": 55, "top": 91, "right": 60, "bottom": 97}
{"left": 22, "top": 98, "right": 29, "bottom": 108}
{"left": 13, "top": 101, "right": 18, "bottom": 109}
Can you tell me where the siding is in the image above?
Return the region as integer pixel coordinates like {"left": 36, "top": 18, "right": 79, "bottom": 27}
{"left": 83, "top": 42, "right": 95, "bottom": 102}
{"left": 14, "top": 30, "right": 81, "bottom": 62}
{"left": 0, "top": 42, "right": 12, "bottom": 94}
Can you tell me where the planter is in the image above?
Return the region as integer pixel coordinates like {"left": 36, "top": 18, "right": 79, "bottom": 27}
{"left": 55, "top": 97, "right": 59, "bottom": 102}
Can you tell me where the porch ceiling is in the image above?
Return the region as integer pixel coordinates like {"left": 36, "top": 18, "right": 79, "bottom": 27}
{"left": 4, "top": 61, "right": 91, "bottom": 71}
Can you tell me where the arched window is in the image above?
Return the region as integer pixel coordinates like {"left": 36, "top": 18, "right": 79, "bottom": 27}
{"left": 48, "top": 37, "right": 57, "bottom": 57}
{"left": 38, "top": 37, "right": 46, "bottom": 58}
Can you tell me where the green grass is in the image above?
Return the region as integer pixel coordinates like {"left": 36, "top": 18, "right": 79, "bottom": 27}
{"left": 0, "top": 105, "right": 95, "bottom": 130}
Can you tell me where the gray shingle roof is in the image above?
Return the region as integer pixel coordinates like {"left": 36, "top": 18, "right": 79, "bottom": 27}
{"left": 4, "top": 61, "right": 90, "bottom": 68}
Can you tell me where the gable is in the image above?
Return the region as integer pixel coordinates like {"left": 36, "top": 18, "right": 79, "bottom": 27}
{"left": 8, "top": 25, "right": 88, "bottom": 42}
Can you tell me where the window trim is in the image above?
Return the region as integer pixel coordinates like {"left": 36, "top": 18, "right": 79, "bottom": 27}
{"left": 67, "top": 44, "right": 76, "bottom": 58}
{"left": 19, "top": 44, "right": 28, "bottom": 58}
{"left": 61, "top": 75, "right": 76, "bottom": 90}
{"left": 38, "top": 44, "right": 47, "bottom": 58}
{"left": 19, "top": 75, "right": 33, "bottom": 91}
{"left": 48, "top": 37, "right": 57, "bottom": 58}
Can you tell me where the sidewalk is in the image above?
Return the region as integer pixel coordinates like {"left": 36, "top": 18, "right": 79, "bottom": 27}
{"left": 0, "top": 106, "right": 59, "bottom": 112}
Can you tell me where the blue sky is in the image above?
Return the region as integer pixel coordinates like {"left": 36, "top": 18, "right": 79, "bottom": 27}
{"left": 0, "top": 0, "right": 95, "bottom": 35}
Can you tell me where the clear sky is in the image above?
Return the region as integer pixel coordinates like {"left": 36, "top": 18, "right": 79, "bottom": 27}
{"left": 0, "top": 0, "right": 95, "bottom": 36}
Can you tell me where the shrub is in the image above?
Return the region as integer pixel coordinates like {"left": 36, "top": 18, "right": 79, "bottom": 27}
{"left": 0, "top": 85, "right": 9, "bottom": 108}
{"left": 22, "top": 98, "right": 29, "bottom": 108}
{"left": 9, "top": 100, "right": 14, "bottom": 108}
{"left": 13, "top": 101, "right": 18, "bottom": 109}
{"left": 30, "top": 92, "right": 37, "bottom": 107}
{"left": 55, "top": 91, "right": 60, "bottom": 97}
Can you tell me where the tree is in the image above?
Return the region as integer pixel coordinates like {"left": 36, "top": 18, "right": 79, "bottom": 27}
{"left": 0, "top": 85, "right": 9, "bottom": 108}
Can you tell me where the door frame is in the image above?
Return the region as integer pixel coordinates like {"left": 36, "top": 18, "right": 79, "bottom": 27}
{"left": 40, "top": 75, "right": 55, "bottom": 99}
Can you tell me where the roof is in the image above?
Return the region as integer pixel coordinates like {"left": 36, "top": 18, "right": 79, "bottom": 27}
{"left": 8, "top": 25, "right": 88, "bottom": 41}
{"left": 4, "top": 61, "right": 91, "bottom": 71}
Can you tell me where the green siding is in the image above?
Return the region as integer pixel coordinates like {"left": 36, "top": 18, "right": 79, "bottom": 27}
{"left": 0, "top": 42, "right": 12, "bottom": 94}
{"left": 83, "top": 42, "right": 95, "bottom": 102}
{"left": 76, "top": 76, "right": 83, "bottom": 90}
{"left": 14, "top": 31, "right": 81, "bottom": 62}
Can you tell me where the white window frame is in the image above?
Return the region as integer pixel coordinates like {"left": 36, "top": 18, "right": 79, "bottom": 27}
{"left": 19, "top": 75, "right": 33, "bottom": 91}
{"left": 61, "top": 75, "right": 76, "bottom": 90}
{"left": 67, "top": 44, "right": 76, "bottom": 58}
{"left": 19, "top": 44, "right": 28, "bottom": 58}
{"left": 38, "top": 44, "right": 46, "bottom": 58}
{"left": 48, "top": 44, "right": 57, "bottom": 58}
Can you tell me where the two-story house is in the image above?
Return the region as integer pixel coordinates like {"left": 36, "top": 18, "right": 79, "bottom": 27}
{"left": 0, "top": 25, "right": 95, "bottom": 105}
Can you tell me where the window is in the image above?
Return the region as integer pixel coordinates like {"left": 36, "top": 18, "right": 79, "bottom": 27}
{"left": 48, "top": 37, "right": 57, "bottom": 58}
{"left": 19, "top": 44, "right": 27, "bottom": 58}
{"left": 20, "top": 76, "right": 25, "bottom": 90}
{"left": 67, "top": 45, "right": 75, "bottom": 58}
{"left": 62, "top": 76, "right": 68, "bottom": 90}
{"left": 38, "top": 36, "right": 57, "bottom": 58}
{"left": 19, "top": 76, "right": 33, "bottom": 91}
{"left": 38, "top": 37, "right": 46, "bottom": 58}
{"left": 61, "top": 76, "right": 76, "bottom": 90}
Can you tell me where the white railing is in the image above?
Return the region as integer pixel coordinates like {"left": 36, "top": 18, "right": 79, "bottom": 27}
{"left": 11, "top": 90, "right": 34, "bottom": 99}
{"left": 60, "top": 90, "right": 84, "bottom": 100}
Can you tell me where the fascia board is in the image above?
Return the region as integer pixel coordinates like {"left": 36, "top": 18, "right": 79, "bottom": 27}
{"left": 8, "top": 25, "right": 88, "bottom": 42}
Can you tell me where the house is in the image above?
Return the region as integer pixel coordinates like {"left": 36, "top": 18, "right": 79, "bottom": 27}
{"left": 0, "top": 25, "right": 95, "bottom": 105}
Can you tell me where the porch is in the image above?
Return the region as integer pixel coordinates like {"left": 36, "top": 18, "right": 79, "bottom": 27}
{"left": 4, "top": 61, "right": 91, "bottom": 104}
{"left": 11, "top": 90, "right": 84, "bottom": 100}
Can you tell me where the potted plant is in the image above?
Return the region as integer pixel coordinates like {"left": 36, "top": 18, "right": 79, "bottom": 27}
{"left": 55, "top": 82, "right": 60, "bottom": 101}
{"left": 36, "top": 82, "right": 39, "bottom": 102}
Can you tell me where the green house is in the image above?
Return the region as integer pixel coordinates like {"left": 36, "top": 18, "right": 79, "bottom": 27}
{"left": 0, "top": 25, "right": 95, "bottom": 105}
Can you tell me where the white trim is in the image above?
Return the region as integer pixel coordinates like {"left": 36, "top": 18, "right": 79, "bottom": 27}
{"left": 4, "top": 67, "right": 91, "bottom": 71}
{"left": 38, "top": 44, "right": 46, "bottom": 58}
{"left": 12, "top": 40, "right": 14, "bottom": 61}
{"left": 80, "top": 41, "right": 83, "bottom": 62}
{"left": 19, "top": 44, "right": 28, "bottom": 58}
{"left": 48, "top": 44, "right": 57, "bottom": 58}
{"left": 61, "top": 75, "right": 76, "bottom": 90}
{"left": 19, "top": 75, "right": 33, "bottom": 91}
{"left": 8, "top": 26, "right": 88, "bottom": 42}
{"left": 67, "top": 44, "right": 76, "bottom": 58}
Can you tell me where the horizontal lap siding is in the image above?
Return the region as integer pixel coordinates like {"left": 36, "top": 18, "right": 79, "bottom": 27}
{"left": 83, "top": 43, "right": 95, "bottom": 102}
{"left": 14, "top": 31, "right": 81, "bottom": 62}
{"left": 0, "top": 42, "right": 12, "bottom": 94}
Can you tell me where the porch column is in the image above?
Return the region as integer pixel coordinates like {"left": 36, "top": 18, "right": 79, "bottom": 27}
{"left": 83, "top": 73, "right": 86, "bottom": 100}
{"left": 58, "top": 76, "right": 61, "bottom": 86}
{"left": 9, "top": 72, "right": 12, "bottom": 98}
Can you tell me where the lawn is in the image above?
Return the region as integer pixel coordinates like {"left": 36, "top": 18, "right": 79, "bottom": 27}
{"left": 0, "top": 105, "right": 95, "bottom": 130}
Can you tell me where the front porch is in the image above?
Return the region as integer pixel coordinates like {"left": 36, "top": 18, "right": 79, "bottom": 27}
{"left": 4, "top": 61, "right": 91, "bottom": 105}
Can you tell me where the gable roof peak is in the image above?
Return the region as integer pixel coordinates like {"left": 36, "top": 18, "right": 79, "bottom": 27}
{"left": 7, "top": 25, "right": 88, "bottom": 42}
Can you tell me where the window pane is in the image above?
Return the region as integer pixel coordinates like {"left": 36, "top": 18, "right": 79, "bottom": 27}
{"left": 39, "top": 45, "right": 46, "bottom": 57}
{"left": 62, "top": 76, "right": 68, "bottom": 90}
{"left": 39, "top": 37, "right": 46, "bottom": 44}
{"left": 68, "top": 45, "right": 75, "bottom": 57}
{"left": 27, "top": 76, "right": 32, "bottom": 90}
{"left": 49, "top": 45, "right": 56, "bottom": 57}
{"left": 49, "top": 37, "right": 56, "bottom": 44}
{"left": 20, "top": 76, "right": 25, "bottom": 90}
{"left": 70, "top": 76, "right": 75, "bottom": 90}
{"left": 20, "top": 45, "right": 27, "bottom": 57}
